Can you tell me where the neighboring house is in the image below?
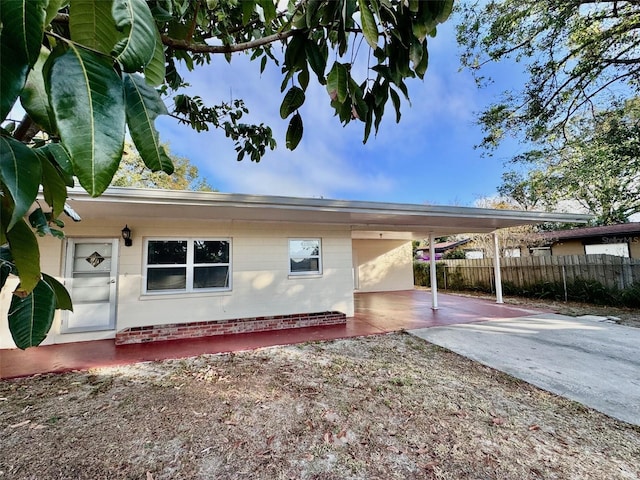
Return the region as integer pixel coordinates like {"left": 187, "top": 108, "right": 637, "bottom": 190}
{"left": 414, "top": 239, "right": 471, "bottom": 261}
{"left": 0, "top": 188, "right": 588, "bottom": 349}
{"left": 454, "top": 223, "right": 640, "bottom": 259}
{"left": 540, "top": 223, "right": 640, "bottom": 258}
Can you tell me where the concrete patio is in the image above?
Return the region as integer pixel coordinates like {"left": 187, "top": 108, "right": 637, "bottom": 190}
{"left": 0, "top": 290, "right": 544, "bottom": 379}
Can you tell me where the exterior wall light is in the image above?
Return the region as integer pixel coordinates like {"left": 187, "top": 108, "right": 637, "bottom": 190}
{"left": 121, "top": 225, "right": 132, "bottom": 247}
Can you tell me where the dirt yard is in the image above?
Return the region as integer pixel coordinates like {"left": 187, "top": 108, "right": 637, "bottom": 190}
{"left": 1, "top": 333, "right": 638, "bottom": 479}
{"left": 502, "top": 297, "right": 640, "bottom": 328}
{"left": 437, "top": 289, "right": 640, "bottom": 328}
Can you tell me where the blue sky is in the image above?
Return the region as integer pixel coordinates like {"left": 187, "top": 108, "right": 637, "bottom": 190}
{"left": 156, "top": 12, "right": 525, "bottom": 207}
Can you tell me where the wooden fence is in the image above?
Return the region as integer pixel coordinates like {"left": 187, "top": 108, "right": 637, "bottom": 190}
{"left": 437, "top": 254, "right": 640, "bottom": 292}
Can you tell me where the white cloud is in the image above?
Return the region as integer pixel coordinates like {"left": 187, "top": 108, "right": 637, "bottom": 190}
{"left": 155, "top": 17, "right": 511, "bottom": 205}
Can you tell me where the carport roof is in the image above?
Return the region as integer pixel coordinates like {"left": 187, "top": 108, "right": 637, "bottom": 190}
{"left": 66, "top": 187, "right": 592, "bottom": 238}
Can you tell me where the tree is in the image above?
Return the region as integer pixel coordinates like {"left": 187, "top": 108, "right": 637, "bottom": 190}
{"left": 456, "top": 0, "right": 640, "bottom": 149}
{"left": 499, "top": 99, "right": 640, "bottom": 225}
{"left": 113, "top": 145, "right": 215, "bottom": 191}
{"left": 464, "top": 198, "right": 547, "bottom": 257}
{"left": 0, "top": 0, "right": 453, "bottom": 348}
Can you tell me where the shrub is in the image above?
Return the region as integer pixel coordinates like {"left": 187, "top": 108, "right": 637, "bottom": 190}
{"left": 413, "top": 261, "right": 430, "bottom": 287}
{"left": 413, "top": 261, "right": 448, "bottom": 288}
{"left": 413, "top": 263, "right": 639, "bottom": 309}
{"left": 442, "top": 248, "right": 466, "bottom": 260}
{"left": 620, "top": 282, "right": 640, "bottom": 308}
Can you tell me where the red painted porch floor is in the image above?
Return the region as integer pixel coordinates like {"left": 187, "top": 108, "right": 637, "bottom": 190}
{"left": 0, "top": 290, "right": 546, "bottom": 379}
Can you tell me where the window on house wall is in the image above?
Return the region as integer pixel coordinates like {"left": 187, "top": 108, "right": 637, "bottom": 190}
{"left": 289, "top": 239, "right": 322, "bottom": 275}
{"left": 530, "top": 247, "right": 551, "bottom": 257}
{"left": 504, "top": 248, "right": 521, "bottom": 258}
{"left": 585, "top": 243, "right": 630, "bottom": 257}
{"left": 145, "top": 239, "right": 231, "bottom": 293}
{"left": 464, "top": 249, "right": 484, "bottom": 259}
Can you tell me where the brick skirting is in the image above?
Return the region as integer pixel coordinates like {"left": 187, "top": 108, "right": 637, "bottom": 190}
{"left": 115, "top": 311, "right": 347, "bottom": 345}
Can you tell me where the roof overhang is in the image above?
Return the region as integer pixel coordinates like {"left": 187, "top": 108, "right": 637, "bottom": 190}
{"left": 65, "top": 187, "right": 593, "bottom": 239}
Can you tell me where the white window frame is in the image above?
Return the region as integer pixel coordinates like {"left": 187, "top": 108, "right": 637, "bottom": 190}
{"left": 585, "top": 242, "right": 630, "bottom": 258}
{"left": 143, "top": 238, "right": 232, "bottom": 294}
{"left": 288, "top": 238, "right": 322, "bottom": 276}
{"left": 530, "top": 247, "right": 551, "bottom": 257}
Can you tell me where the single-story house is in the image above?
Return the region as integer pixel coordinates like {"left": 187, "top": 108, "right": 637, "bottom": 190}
{"left": 415, "top": 238, "right": 471, "bottom": 260}
{"left": 537, "top": 223, "right": 640, "bottom": 258}
{"left": 0, "top": 187, "right": 590, "bottom": 349}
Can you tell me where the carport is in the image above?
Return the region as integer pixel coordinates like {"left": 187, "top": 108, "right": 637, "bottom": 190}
{"left": 347, "top": 203, "right": 590, "bottom": 307}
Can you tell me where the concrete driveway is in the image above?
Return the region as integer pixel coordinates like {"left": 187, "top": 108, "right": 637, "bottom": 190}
{"left": 410, "top": 313, "right": 640, "bottom": 426}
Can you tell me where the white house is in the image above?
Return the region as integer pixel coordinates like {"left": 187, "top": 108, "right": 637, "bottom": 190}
{"left": 0, "top": 187, "right": 589, "bottom": 349}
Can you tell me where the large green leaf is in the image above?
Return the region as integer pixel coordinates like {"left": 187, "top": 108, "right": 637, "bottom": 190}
{"left": 42, "top": 273, "right": 73, "bottom": 311}
{"left": 414, "top": 41, "right": 429, "bottom": 79}
{"left": 358, "top": 0, "right": 378, "bottom": 49}
{"left": 286, "top": 112, "right": 303, "bottom": 150}
{"left": 69, "top": 0, "right": 121, "bottom": 55}
{"left": 0, "top": 0, "right": 48, "bottom": 121}
{"left": 38, "top": 150, "right": 68, "bottom": 218}
{"left": 242, "top": 0, "right": 256, "bottom": 25}
{"left": 0, "top": 136, "right": 42, "bottom": 231}
{"left": 280, "top": 86, "right": 305, "bottom": 119}
{"left": 20, "top": 47, "right": 56, "bottom": 133}
{"left": 436, "top": 0, "right": 454, "bottom": 23}
{"left": 112, "top": 0, "right": 157, "bottom": 72}
{"left": 144, "top": 28, "right": 166, "bottom": 86}
{"left": 123, "top": 73, "right": 173, "bottom": 174}
{"left": 304, "top": 39, "right": 327, "bottom": 84}
{"left": 39, "top": 142, "right": 75, "bottom": 187}
{"left": 9, "top": 279, "right": 56, "bottom": 349}
{"left": 259, "top": 0, "right": 277, "bottom": 23}
{"left": 327, "top": 62, "right": 349, "bottom": 104}
{"left": 6, "top": 218, "right": 41, "bottom": 294}
{"left": 46, "top": 0, "right": 70, "bottom": 25}
{"left": 48, "top": 45, "right": 125, "bottom": 197}
{"left": 389, "top": 87, "right": 401, "bottom": 123}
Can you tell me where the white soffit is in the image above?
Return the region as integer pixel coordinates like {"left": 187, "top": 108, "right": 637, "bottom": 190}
{"left": 65, "top": 187, "right": 593, "bottom": 237}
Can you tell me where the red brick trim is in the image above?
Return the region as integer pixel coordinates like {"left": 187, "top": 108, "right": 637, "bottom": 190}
{"left": 115, "top": 311, "right": 347, "bottom": 345}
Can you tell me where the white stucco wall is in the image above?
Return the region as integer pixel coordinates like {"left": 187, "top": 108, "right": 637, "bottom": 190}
{"left": 0, "top": 218, "right": 354, "bottom": 349}
{"left": 352, "top": 239, "right": 413, "bottom": 292}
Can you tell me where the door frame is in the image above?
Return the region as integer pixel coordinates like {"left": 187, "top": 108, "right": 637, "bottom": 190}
{"left": 61, "top": 238, "right": 119, "bottom": 333}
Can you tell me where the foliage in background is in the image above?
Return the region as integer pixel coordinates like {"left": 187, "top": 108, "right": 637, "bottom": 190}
{"left": 442, "top": 248, "right": 466, "bottom": 260}
{"left": 0, "top": 0, "right": 453, "bottom": 348}
{"left": 458, "top": 1, "right": 640, "bottom": 226}
{"left": 499, "top": 99, "right": 640, "bottom": 225}
{"left": 113, "top": 144, "right": 215, "bottom": 191}
{"left": 457, "top": 0, "right": 640, "bottom": 149}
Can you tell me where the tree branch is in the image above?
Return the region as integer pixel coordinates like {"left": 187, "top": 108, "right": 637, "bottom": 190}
{"left": 13, "top": 114, "right": 40, "bottom": 144}
{"left": 602, "top": 57, "right": 640, "bottom": 64}
{"left": 161, "top": 29, "right": 298, "bottom": 54}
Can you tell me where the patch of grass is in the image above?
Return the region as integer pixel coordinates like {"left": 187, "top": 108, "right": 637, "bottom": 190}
{"left": 388, "top": 376, "right": 414, "bottom": 387}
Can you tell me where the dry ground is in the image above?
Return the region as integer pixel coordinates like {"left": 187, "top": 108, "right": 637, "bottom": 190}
{"left": 1, "top": 333, "right": 639, "bottom": 479}
{"left": 505, "top": 297, "right": 640, "bottom": 328}
{"left": 437, "top": 289, "right": 640, "bottom": 328}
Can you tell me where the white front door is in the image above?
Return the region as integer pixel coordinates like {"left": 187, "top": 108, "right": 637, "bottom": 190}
{"left": 62, "top": 239, "right": 118, "bottom": 333}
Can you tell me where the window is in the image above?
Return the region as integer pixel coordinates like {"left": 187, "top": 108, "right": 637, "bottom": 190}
{"left": 504, "top": 248, "right": 521, "bottom": 258}
{"left": 289, "top": 239, "right": 322, "bottom": 275}
{"left": 530, "top": 247, "right": 551, "bottom": 257}
{"left": 585, "top": 243, "right": 629, "bottom": 258}
{"left": 145, "top": 239, "right": 231, "bottom": 293}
